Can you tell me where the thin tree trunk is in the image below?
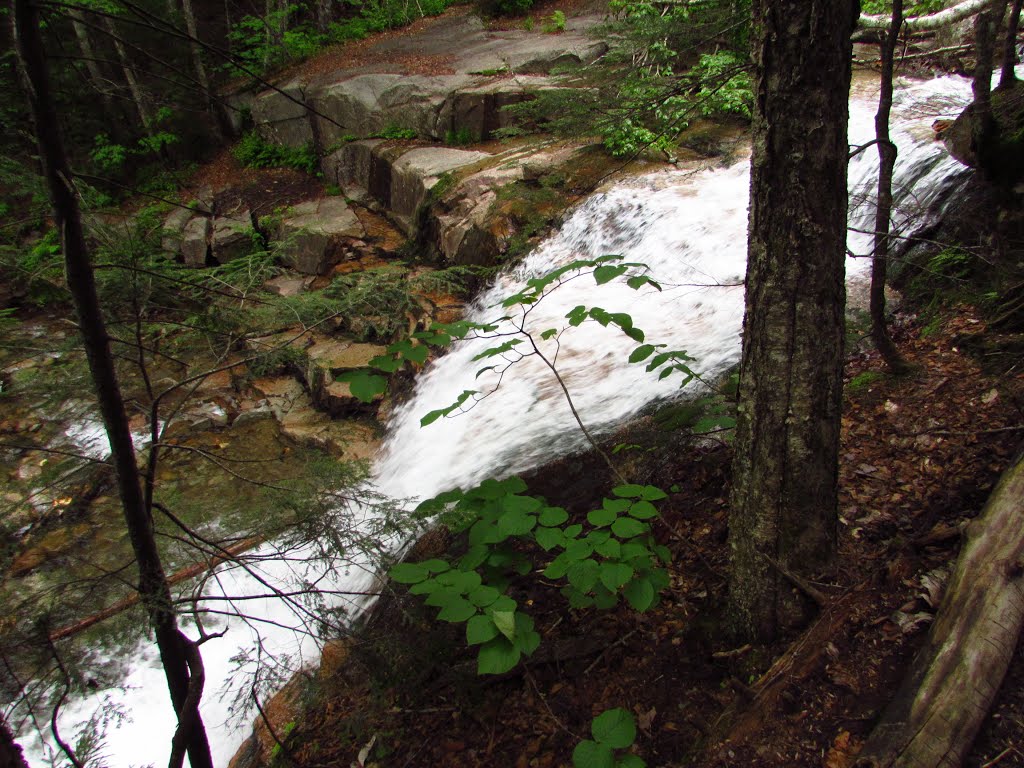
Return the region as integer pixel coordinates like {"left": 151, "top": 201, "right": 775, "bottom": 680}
{"left": 11, "top": 3, "right": 213, "bottom": 767}
{"left": 871, "top": 0, "right": 911, "bottom": 374}
{"left": 103, "top": 15, "right": 154, "bottom": 131}
{"left": 972, "top": 0, "right": 1006, "bottom": 174}
{"left": 727, "top": 0, "right": 855, "bottom": 642}
{"left": 178, "top": 0, "right": 232, "bottom": 138}
{"left": 999, "top": 0, "right": 1022, "bottom": 87}
{"left": 855, "top": 450, "right": 1024, "bottom": 768}
{"left": 0, "top": 719, "right": 30, "bottom": 768}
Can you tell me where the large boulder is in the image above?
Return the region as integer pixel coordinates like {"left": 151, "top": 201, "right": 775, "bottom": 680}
{"left": 438, "top": 76, "right": 555, "bottom": 141}
{"left": 943, "top": 83, "right": 1024, "bottom": 185}
{"left": 251, "top": 79, "right": 313, "bottom": 148}
{"left": 181, "top": 216, "right": 211, "bottom": 267}
{"left": 275, "top": 197, "right": 365, "bottom": 274}
{"left": 389, "top": 147, "right": 491, "bottom": 232}
{"left": 211, "top": 210, "right": 254, "bottom": 264}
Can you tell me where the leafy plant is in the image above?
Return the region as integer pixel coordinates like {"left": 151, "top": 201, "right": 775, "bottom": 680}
{"left": 233, "top": 132, "right": 318, "bottom": 174}
{"left": 445, "top": 126, "right": 477, "bottom": 146}
{"left": 573, "top": 709, "right": 646, "bottom": 768}
{"left": 374, "top": 125, "right": 419, "bottom": 140}
{"left": 542, "top": 9, "right": 566, "bottom": 33}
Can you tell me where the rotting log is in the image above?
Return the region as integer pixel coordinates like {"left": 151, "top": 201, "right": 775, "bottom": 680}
{"left": 855, "top": 449, "right": 1024, "bottom": 768}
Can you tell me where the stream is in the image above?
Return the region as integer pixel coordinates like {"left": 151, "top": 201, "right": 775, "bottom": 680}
{"left": 15, "top": 72, "right": 975, "bottom": 767}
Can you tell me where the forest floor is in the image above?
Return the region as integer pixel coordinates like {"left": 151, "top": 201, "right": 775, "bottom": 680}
{"left": 263, "top": 304, "right": 1024, "bottom": 768}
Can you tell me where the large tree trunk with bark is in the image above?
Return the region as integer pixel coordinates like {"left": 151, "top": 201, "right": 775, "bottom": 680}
{"left": 11, "top": 3, "right": 213, "bottom": 767}
{"left": 0, "top": 720, "right": 29, "bottom": 768}
{"left": 855, "top": 450, "right": 1024, "bottom": 768}
{"left": 727, "top": 0, "right": 855, "bottom": 642}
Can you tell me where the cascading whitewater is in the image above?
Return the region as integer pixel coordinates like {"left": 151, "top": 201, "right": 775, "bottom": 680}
{"left": 17, "top": 73, "right": 976, "bottom": 768}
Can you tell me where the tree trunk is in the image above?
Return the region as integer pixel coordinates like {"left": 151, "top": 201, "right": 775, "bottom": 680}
{"left": 178, "top": 0, "right": 233, "bottom": 138}
{"left": 727, "top": 0, "right": 855, "bottom": 642}
{"left": 972, "top": 0, "right": 1007, "bottom": 175}
{"left": 0, "top": 719, "right": 29, "bottom": 768}
{"left": 102, "top": 15, "right": 154, "bottom": 132}
{"left": 999, "top": 0, "right": 1022, "bottom": 88}
{"left": 855, "top": 450, "right": 1024, "bottom": 768}
{"left": 67, "top": 8, "right": 125, "bottom": 133}
{"left": 870, "top": 0, "right": 911, "bottom": 374}
{"left": 11, "top": 3, "right": 213, "bottom": 767}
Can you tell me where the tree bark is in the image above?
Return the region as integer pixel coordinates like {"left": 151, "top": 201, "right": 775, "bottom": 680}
{"left": 0, "top": 719, "right": 29, "bottom": 768}
{"left": 727, "top": 0, "right": 855, "bottom": 642}
{"left": 870, "top": 0, "right": 911, "bottom": 375}
{"left": 859, "top": 0, "right": 993, "bottom": 31}
{"left": 102, "top": 14, "right": 154, "bottom": 132}
{"left": 11, "top": 3, "right": 213, "bottom": 767}
{"left": 972, "top": 0, "right": 1007, "bottom": 176}
{"left": 999, "top": 0, "right": 1022, "bottom": 88}
{"left": 855, "top": 450, "right": 1024, "bottom": 768}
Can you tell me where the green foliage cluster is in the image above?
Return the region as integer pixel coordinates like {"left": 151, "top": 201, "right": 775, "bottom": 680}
{"left": 500, "top": 0, "right": 752, "bottom": 158}
{"left": 542, "top": 9, "right": 566, "bottom": 33}
{"left": 391, "top": 475, "right": 670, "bottom": 674}
{"left": 574, "top": 709, "right": 645, "bottom": 768}
{"left": 233, "top": 132, "right": 318, "bottom": 174}
{"left": 478, "top": 0, "right": 534, "bottom": 18}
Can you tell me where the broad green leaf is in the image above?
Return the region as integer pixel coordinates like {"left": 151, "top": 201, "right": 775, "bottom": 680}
{"left": 420, "top": 390, "right": 476, "bottom": 426}
{"left": 603, "top": 498, "right": 632, "bottom": 514}
{"left": 460, "top": 545, "right": 489, "bottom": 570}
{"left": 477, "top": 636, "right": 520, "bottom": 675}
{"left": 468, "top": 584, "right": 501, "bottom": 608}
{"left": 437, "top": 597, "right": 476, "bottom": 623}
{"left": 424, "top": 586, "right": 459, "bottom": 608}
{"left": 567, "top": 559, "right": 600, "bottom": 593}
{"left": 612, "top": 484, "right": 646, "bottom": 499}
{"left": 513, "top": 613, "right": 540, "bottom": 655}
{"left": 538, "top": 506, "right": 569, "bottom": 526}
{"left": 565, "top": 539, "right": 594, "bottom": 561}
{"left": 491, "top": 610, "right": 516, "bottom": 642}
{"left": 594, "top": 538, "right": 621, "bottom": 559}
{"left": 336, "top": 371, "right": 387, "bottom": 403}
{"left": 653, "top": 544, "right": 672, "bottom": 564}
{"left": 627, "top": 274, "right": 662, "bottom": 291}
{"left": 594, "top": 264, "right": 627, "bottom": 284}
{"left": 592, "top": 708, "right": 637, "bottom": 749}
{"left": 628, "top": 500, "right": 659, "bottom": 520}
{"left": 588, "top": 507, "right": 617, "bottom": 527}
{"left": 502, "top": 494, "right": 543, "bottom": 514}
{"left": 612, "top": 517, "right": 647, "bottom": 539}
{"left": 368, "top": 354, "right": 401, "bottom": 373}
{"left": 390, "top": 563, "right": 428, "bottom": 584}
{"left": 497, "top": 511, "right": 537, "bottom": 537}
{"left": 585, "top": 530, "right": 610, "bottom": 545}
{"left": 409, "top": 580, "right": 438, "bottom": 595}
{"left": 599, "top": 561, "right": 634, "bottom": 591}
{"left": 544, "top": 553, "right": 571, "bottom": 579}
{"left": 628, "top": 344, "right": 656, "bottom": 363}
{"left": 421, "top": 559, "right": 451, "bottom": 573}
{"left": 564, "top": 524, "right": 583, "bottom": 539}
{"left": 472, "top": 338, "right": 523, "bottom": 361}
{"left": 592, "top": 584, "right": 619, "bottom": 610}
{"left": 540, "top": 328, "right": 558, "bottom": 340}
{"left": 534, "top": 526, "right": 564, "bottom": 551}
{"left": 640, "top": 485, "right": 668, "bottom": 501}
{"left": 466, "top": 614, "right": 499, "bottom": 645}
{"left": 572, "top": 740, "right": 615, "bottom": 768}
{"left": 489, "top": 595, "right": 516, "bottom": 614}
{"left": 401, "top": 344, "right": 429, "bottom": 364}
{"left": 623, "top": 578, "right": 656, "bottom": 611}
{"left": 562, "top": 585, "right": 594, "bottom": 609}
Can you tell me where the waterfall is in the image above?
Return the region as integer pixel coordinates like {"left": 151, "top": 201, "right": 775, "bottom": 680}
{"left": 15, "top": 72, "right": 976, "bottom": 768}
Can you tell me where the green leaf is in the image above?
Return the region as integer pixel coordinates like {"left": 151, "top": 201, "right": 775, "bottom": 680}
{"left": 567, "top": 559, "right": 600, "bottom": 593}
{"left": 460, "top": 545, "right": 489, "bottom": 570}
{"left": 594, "top": 264, "right": 628, "bottom": 284}
{"left": 544, "top": 553, "right": 571, "bottom": 579}
{"left": 627, "top": 274, "right": 662, "bottom": 291}
{"left": 538, "top": 506, "right": 569, "bottom": 526}
{"left": 535, "top": 526, "right": 564, "bottom": 551}
{"left": 540, "top": 328, "right": 558, "bottom": 340}
{"left": 437, "top": 597, "right": 477, "bottom": 623}
{"left": 628, "top": 344, "right": 656, "bottom": 363}
{"left": 477, "top": 636, "right": 521, "bottom": 675}
{"left": 603, "top": 498, "right": 632, "bottom": 514}
{"left": 336, "top": 371, "right": 387, "bottom": 403}
{"left": 368, "top": 354, "right": 401, "bottom": 373}
{"left": 497, "top": 511, "right": 537, "bottom": 537}
{"left": 653, "top": 544, "right": 672, "bottom": 564}
{"left": 513, "top": 613, "right": 540, "bottom": 655}
{"left": 564, "top": 524, "right": 583, "bottom": 539}
{"left": 424, "top": 586, "right": 459, "bottom": 608}
{"left": 409, "top": 580, "right": 439, "bottom": 596}
{"left": 502, "top": 494, "right": 543, "bottom": 514}
{"left": 623, "top": 578, "right": 656, "bottom": 611}
{"left": 592, "top": 584, "right": 619, "bottom": 610}
{"left": 572, "top": 740, "right": 615, "bottom": 768}
{"left": 421, "top": 559, "right": 451, "bottom": 573}
{"left": 594, "top": 538, "right": 621, "bottom": 559}
{"left": 390, "top": 563, "right": 428, "bottom": 584}
{"left": 612, "top": 484, "right": 646, "bottom": 499}
{"left": 640, "top": 485, "right": 668, "bottom": 501}
{"left": 588, "top": 507, "right": 618, "bottom": 527}
{"left": 421, "top": 390, "right": 476, "bottom": 426}
{"left": 563, "top": 585, "right": 594, "bottom": 609}
{"left": 466, "top": 614, "right": 499, "bottom": 645}
{"left": 489, "top": 595, "right": 517, "bottom": 614}
{"left": 565, "top": 540, "right": 594, "bottom": 561}
{"left": 401, "top": 344, "right": 430, "bottom": 364}
{"left": 468, "top": 584, "right": 501, "bottom": 608}
{"left": 611, "top": 517, "right": 647, "bottom": 539}
{"left": 599, "top": 562, "right": 634, "bottom": 591}
{"left": 491, "top": 610, "right": 516, "bottom": 642}
{"left": 592, "top": 708, "right": 637, "bottom": 749}
{"left": 628, "top": 500, "right": 659, "bottom": 520}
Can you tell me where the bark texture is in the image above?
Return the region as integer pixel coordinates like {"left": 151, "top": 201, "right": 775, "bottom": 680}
{"left": 855, "top": 451, "right": 1024, "bottom": 768}
{"left": 728, "top": 0, "right": 855, "bottom": 642}
{"left": 11, "top": 3, "right": 212, "bottom": 766}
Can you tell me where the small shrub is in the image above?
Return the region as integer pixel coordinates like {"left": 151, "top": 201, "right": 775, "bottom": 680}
{"left": 541, "top": 9, "right": 566, "bottom": 33}
{"left": 233, "top": 132, "right": 318, "bottom": 174}
{"left": 445, "top": 127, "right": 476, "bottom": 146}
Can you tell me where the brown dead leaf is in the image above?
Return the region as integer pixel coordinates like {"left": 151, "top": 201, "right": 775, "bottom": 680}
{"left": 823, "top": 730, "right": 862, "bottom": 768}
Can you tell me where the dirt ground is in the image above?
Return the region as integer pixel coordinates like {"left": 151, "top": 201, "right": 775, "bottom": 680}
{"left": 251, "top": 304, "right": 1022, "bottom": 768}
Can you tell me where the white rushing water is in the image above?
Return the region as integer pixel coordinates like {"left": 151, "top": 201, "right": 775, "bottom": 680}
{"left": 15, "top": 72, "right": 975, "bottom": 767}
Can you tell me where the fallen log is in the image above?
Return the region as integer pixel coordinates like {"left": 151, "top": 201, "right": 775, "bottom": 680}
{"left": 855, "top": 448, "right": 1024, "bottom": 768}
